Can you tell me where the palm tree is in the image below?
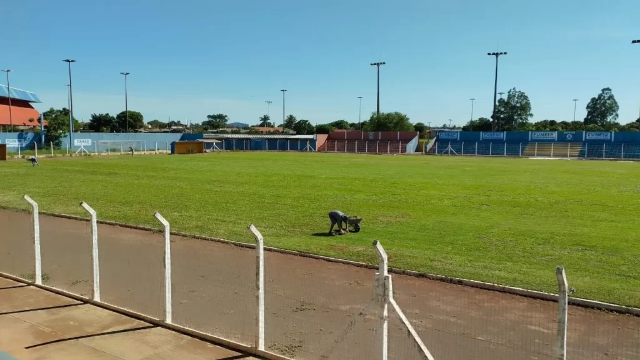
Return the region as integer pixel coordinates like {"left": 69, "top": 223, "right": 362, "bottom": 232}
{"left": 259, "top": 114, "right": 271, "bottom": 127}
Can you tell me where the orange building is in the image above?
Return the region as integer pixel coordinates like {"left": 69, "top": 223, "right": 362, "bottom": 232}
{"left": 0, "top": 84, "right": 43, "bottom": 130}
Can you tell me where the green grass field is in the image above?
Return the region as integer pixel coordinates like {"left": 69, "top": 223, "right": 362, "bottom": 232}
{"left": 0, "top": 153, "right": 638, "bottom": 307}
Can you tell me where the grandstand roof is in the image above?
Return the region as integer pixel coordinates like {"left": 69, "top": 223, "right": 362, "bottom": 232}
{"left": 0, "top": 84, "right": 42, "bottom": 103}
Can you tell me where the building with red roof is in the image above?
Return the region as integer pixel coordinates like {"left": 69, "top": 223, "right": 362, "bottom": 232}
{"left": 0, "top": 84, "right": 43, "bottom": 130}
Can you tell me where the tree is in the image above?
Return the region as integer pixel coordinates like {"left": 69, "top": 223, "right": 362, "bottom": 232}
{"left": 293, "top": 119, "right": 315, "bottom": 135}
{"left": 414, "top": 122, "right": 426, "bottom": 133}
{"left": 494, "top": 88, "right": 533, "bottom": 131}
{"left": 284, "top": 115, "right": 297, "bottom": 130}
{"left": 115, "top": 110, "right": 144, "bottom": 132}
{"left": 203, "top": 113, "right": 229, "bottom": 130}
{"left": 367, "top": 112, "right": 413, "bottom": 131}
{"left": 87, "top": 113, "right": 117, "bottom": 132}
{"left": 330, "top": 120, "right": 351, "bottom": 130}
{"left": 462, "top": 117, "right": 492, "bottom": 131}
{"left": 315, "top": 124, "right": 334, "bottom": 134}
{"left": 148, "top": 120, "right": 167, "bottom": 129}
{"left": 584, "top": 88, "right": 619, "bottom": 126}
{"left": 258, "top": 115, "right": 273, "bottom": 127}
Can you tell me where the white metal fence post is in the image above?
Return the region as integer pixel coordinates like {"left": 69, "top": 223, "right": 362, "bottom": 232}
{"left": 399, "top": 141, "right": 402, "bottom": 154}
{"left": 504, "top": 142, "right": 507, "bottom": 156}
{"left": 18, "top": 143, "right": 21, "bottom": 158}
{"left": 23, "top": 195, "right": 42, "bottom": 285}
{"left": 166, "top": 141, "right": 169, "bottom": 153}
{"left": 35, "top": 143, "right": 38, "bottom": 157}
{"left": 551, "top": 143, "right": 554, "bottom": 157}
{"left": 335, "top": 141, "right": 337, "bottom": 152}
{"left": 121, "top": 142, "right": 124, "bottom": 154}
{"left": 567, "top": 143, "right": 571, "bottom": 158}
{"left": 489, "top": 142, "right": 492, "bottom": 156}
{"left": 603, "top": 143, "right": 606, "bottom": 159}
{"left": 435, "top": 142, "right": 438, "bottom": 154}
{"left": 535, "top": 142, "right": 538, "bottom": 157}
{"left": 377, "top": 141, "right": 379, "bottom": 153}
{"left": 66, "top": 142, "right": 69, "bottom": 155}
{"left": 519, "top": 142, "right": 522, "bottom": 157}
{"left": 355, "top": 141, "right": 358, "bottom": 153}
{"left": 154, "top": 212, "right": 172, "bottom": 324}
{"left": 387, "top": 141, "right": 390, "bottom": 154}
{"left": 50, "top": 142, "right": 53, "bottom": 156}
{"left": 556, "top": 267, "right": 568, "bottom": 360}
{"left": 288, "top": 139, "right": 290, "bottom": 151}
{"left": 461, "top": 142, "right": 464, "bottom": 155}
{"left": 155, "top": 141, "right": 158, "bottom": 154}
{"left": 95, "top": 142, "right": 98, "bottom": 155}
{"left": 621, "top": 143, "right": 624, "bottom": 159}
{"left": 373, "top": 240, "right": 389, "bottom": 360}
{"left": 248, "top": 224, "right": 265, "bottom": 351}
{"left": 475, "top": 142, "right": 478, "bottom": 156}
{"left": 366, "top": 141, "right": 368, "bottom": 153}
{"left": 585, "top": 143, "right": 588, "bottom": 158}
{"left": 448, "top": 142, "right": 451, "bottom": 155}
{"left": 81, "top": 202, "right": 100, "bottom": 301}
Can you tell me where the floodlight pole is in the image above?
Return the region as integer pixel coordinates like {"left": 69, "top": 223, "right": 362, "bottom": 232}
{"left": 470, "top": 98, "right": 475, "bottom": 122}
{"left": 370, "top": 62, "right": 386, "bottom": 118}
{"left": 633, "top": 41, "right": 640, "bottom": 119}
{"left": 488, "top": 52, "right": 507, "bottom": 131}
{"left": 1, "top": 69, "right": 12, "bottom": 131}
{"left": 280, "top": 90, "right": 287, "bottom": 133}
{"left": 358, "top": 96, "right": 363, "bottom": 130}
{"left": 121, "top": 72, "right": 130, "bottom": 132}
{"left": 265, "top": 100, "right": 272, "bottom": 119}
{"left": 63, "top": 59, "right": 76, "bottom": 146}
{"left": 572, "top": 99, "right": 578, "bottom": 122}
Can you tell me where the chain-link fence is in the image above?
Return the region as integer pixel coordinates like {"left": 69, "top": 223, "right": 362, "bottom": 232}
{"left": 1, "top": 200, "right": 638, "bottom": 360}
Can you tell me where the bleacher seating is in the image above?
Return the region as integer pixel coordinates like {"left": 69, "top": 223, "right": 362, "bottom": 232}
{"left": 432, "top": 141, "right": 640, "bottom": 159}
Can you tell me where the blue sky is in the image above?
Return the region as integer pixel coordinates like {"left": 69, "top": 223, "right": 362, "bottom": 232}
{"left": 4, "top": 0, "right": 640, "bottom": 126}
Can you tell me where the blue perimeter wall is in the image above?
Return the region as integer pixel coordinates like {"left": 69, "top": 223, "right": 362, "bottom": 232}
{"left": 437, "top": 131, "right": 640, "bottom": 143}
{"left": 0, "top": 132, "right": 317, "bottom": 152}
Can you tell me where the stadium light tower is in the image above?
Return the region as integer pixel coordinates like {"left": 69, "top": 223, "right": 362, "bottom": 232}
{"left": 488, "top": 52, "right": 507, "bottom": 131}
{"left": 63, "top": 59, "right": 76, "bottom": 146}
{"left": 1, "top": 69, "right": 12, "bottom": 130}
{"left": 280, "top": 90, "right": 287, "bottom": 133}
{"left": 120, "top": 72, "right": 130, "bottom": 132}
{"left": 470, "top": 98, "right": 475, "bottom": 121}
{"left": 633, "top": 41, "right": 640, "bottom": 119}
{"left": 358, "top": 96, "right": 363, "bottom": 130}
{"left": 572, "top": 99, "right": 579, "bottom": 122}
{"left": 370, "top": 62, "right": 385, "bottom": 117}
{"left": 265, "top": 100, "right": 272, "bottom": 119}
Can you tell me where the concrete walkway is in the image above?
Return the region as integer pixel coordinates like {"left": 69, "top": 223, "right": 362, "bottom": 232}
{"left": 0, "top": 277, "right": 256, "bottom": 360}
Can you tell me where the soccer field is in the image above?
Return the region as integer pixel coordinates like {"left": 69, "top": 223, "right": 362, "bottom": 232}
{"left": 0, "top": 153, "right": 638, "bottom": 307}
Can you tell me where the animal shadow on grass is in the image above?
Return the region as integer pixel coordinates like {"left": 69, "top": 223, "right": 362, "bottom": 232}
{"left": 311, "top": 232, "right": 334, "bottom": 237}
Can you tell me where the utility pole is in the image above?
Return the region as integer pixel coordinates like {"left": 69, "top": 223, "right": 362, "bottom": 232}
{"left": 370, "top": 62, "right": 386, "bottom": 117}
{"left": 358, "top": 96, "right": 363, "bottom": 130}
{"left": 265, "top": 100, "right": 272, "bottom": 119}
{"left": 470, "top": 98, "right": 475, "bottom": 121}
{"left": 280, "top": 90, "right": 287, "bottom": 133}
{"left": 1, "top": 69, "right": 12, "bottom": 131}
{"left": 120, "top": 72, "right": 130, "bottom": 132}
{"left": 63, "top": 59, "right": 76, "bottom": 146}
{"left": 572, "top": 99, "right": 578, "bottom": 122}
{"left": 488, "top": 52, "right": 507, "bottom": 131}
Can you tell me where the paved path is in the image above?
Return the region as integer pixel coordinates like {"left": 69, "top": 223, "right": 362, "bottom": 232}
{"left": 0, "top": 277, "right": 256, "bottom": 360}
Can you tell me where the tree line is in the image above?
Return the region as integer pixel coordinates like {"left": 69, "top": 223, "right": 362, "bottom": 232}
{"left": 462, "top": 87, "right": 640, "bottom": 132}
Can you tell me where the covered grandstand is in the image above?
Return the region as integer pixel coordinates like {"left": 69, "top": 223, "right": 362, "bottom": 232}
{"left": 431, "top": 131, "right": 640, "bottom": 159}
{"left": 0, "top": 84, "right": 43, "bottom": 131}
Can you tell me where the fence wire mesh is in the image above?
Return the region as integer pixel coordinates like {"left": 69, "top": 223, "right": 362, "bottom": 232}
{"left": 171, "top": 237, "right": 255, "bottom": 345}
{"left": 264, "top": 250, "right": 382, "bottom": 360}
{"left": 39, "top": 214, "right": 93, "bottom": 297}
{"left": 392, "top": 275, "right": 557, "bottom": 360}
{"left": 97, "top": 223, "right": 165, "bottom": 319}
{"left": 0, "top": 210, "right": 34, "bottom": 281}
{"left": 566, "top": 304, "right": 640, "bottom": 359}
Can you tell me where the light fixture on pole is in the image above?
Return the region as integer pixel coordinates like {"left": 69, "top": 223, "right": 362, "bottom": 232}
{"left": 370, "top": 62, "right": 386, "bottom": 117}
{"left": 498, "top": 92, "right": 505, "bottom": 99}
{"left": 488, "top": 52, "right": 507, "bottom": 131}
{"left": 448, "top": 119, "right": 453, "bottom": 128}
{"left": 280, "top": 90, "right": 287, "bottom": 133}
{"left": 63, "top": 59, "right": 76, "bottom": 146}
{"left": 357, "top": 96, "right": 363, "bottom": 130}
{"left": 1, "top": 69, "right": 12, "bottom": 131}
{"left": 470, "top": 98, "right": 475, "bottom": 121}
{"left": 120, "top": 72, "right": 130, "bottom": 132}
{"left": 572, "top": 99, "right": 579, "bottom": 122}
